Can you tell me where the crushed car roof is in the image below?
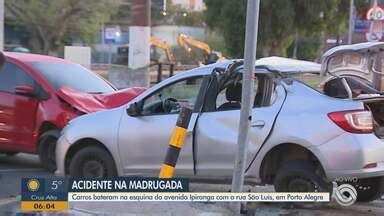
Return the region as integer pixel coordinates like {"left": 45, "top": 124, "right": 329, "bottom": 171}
{"left": 322, "top": 42, "right": 384, "bottom": 61}
{"left": 254, "top": 56, "right": 320, "bottom": 74}
{"left": 185, "top": 56, "right": 320, "bottom": 76}
{"left": 149, "top": 57, "right": 321, "bottom": 91}
{"left": 170, "top": 57, "right": 321, "bottom": 82}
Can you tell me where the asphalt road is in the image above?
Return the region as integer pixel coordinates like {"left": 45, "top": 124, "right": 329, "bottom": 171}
{"left": 0, "top": 153, "right": 51, "bottom": 199}
{"left": 1, "top": 153, "right": 384, "bottom": 215}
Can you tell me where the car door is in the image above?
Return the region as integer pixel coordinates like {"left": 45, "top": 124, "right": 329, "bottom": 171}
{"left": 0, "top": 62, "right": 39, "bottom": 151}
{"left": 195, "top": 74, "right": 286, "bottom": 176}
{"left": 118, "top": 76, "right": 207, "bottom": 176}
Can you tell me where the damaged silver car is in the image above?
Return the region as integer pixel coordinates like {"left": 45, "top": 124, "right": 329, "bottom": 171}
{"left": 56, "top": 55, "right": 384, "bottom": 202}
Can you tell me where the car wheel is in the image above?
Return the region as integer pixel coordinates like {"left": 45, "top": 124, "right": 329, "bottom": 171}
{"left": 345, "top": 177, "right": 384, "bottom": 202}
{"left": 274, "top": 161, "right": 332, "bottom": 193}
{"left": 38, "top": 129, "right": 60, "bottom": 173}
{"left": 69, "top": 146, "right": 117, "bottom": 178}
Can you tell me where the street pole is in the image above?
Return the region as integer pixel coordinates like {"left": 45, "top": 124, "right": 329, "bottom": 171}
{"left": 101, "top": 23, "right": 106, "bottom": 64}
{"left": 348, "top": 0, "right": 354, "bottom": 44}
{"left": 230, "top": 0, "right": 260, "bottom": 214}
{"left": 292, "top": 30, "right": 298, "bottom": 59}
{"left": 0, "top": 0, "right": 4, "bottom": 51}
{"left": 129, "top": 0, "right": 151, "bottom": 69}
{"left": 127, "top": 0, "right": 151, "bottom": 87}
{"left": 163, "top": 0, "right": 167, "bottom": 13}
{"left": 371, "top": 0, "right": 384, "bottom": 91}
{"left": 108, "top": 44, "right": 112, "bottom": 66}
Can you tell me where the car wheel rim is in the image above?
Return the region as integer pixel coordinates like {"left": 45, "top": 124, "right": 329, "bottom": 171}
{"left": 82, "top": 160, "right": 105, "bottom": 178}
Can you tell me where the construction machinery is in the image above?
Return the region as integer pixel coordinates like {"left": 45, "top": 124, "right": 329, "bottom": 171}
{"left": 116, "top": 36, "right": 175, "bottom": 64}
{"left": 149, "top": 36, "right": 175, "bottom": 63}
{"left": 177, "top": 33, "right": 226, "bottom": 65}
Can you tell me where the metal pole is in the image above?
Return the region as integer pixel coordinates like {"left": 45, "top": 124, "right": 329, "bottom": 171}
{"left": 163, "top": 0, "right": 167, "bottom": 12}
{"left": 101, "top": 23, "right": 105, "bottom": 63}
{"left": 0, "top": 0, "right": 4, "bottom": 51}
{"left": 369, "top": 0, "right": 384, "bottom": 91}
{"left": 292, "top": 30, "right": 298, "bottom": 59}
{"left": 230, "top": 0, "right": 260, "bottom": 214}
{"left": 348, "top": 0, "right": 354, "bottom": 44}
{"left": 108, "top": 44, "right": 112, "bottom": 66}
{"left": 157, "top": 63, "right": 162, "bottom": 83}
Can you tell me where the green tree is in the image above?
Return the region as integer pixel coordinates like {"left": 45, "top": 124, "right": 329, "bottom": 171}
{"left": 204, "top": 0, "right": 246, "bottom": 57}
{"left": 5, "top": 0, "right": 120, "bottom": 54}
{"left": 152, "top": 1, "right": 205, "bottom": 27}
{"left": 111, "top": 0, "right": 131, "bottom": 25}
{"left": 258, "top": 0, "right": 296, "bottom": 56}
{"left": 204, "top": 0, "right": 363, "bottom": 58}
{"left": 323, "top": 0, "right": 370, "bottom": 42}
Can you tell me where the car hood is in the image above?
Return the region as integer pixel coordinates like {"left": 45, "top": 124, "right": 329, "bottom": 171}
{"left": 56, "top": 87, "right": 146, "bottom": 113}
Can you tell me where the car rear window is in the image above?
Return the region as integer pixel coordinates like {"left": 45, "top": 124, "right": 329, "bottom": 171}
{"left": 30, "top": 62, "right": 115, "bottom": 94}
{"left": 291, "top": 73, "right": 322, "bottom": 90}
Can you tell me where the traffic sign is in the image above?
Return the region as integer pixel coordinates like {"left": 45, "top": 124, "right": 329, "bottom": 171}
{"left": 354, "top": 19, "right": 370, "bottom": 33}
{"left": 104, "top": 26, "right": 121, "bottom": 44}
{"left": 367, "top": 6, "right": 384, "bottom": 20}
{"left": 366, "top": 32, "right": 383, "bottom": 42}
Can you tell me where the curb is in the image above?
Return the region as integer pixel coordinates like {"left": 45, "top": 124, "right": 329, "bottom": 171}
{"left": 0, "top": 197, "right": 17, "bottom": 206}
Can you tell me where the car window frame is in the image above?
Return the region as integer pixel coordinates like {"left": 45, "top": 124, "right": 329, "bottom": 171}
{"left": 0, "top": 62, "right": 38, "bottom": 96}
{"left": 137, "top": 75, "right": 209, "bottom": 117}
{"left": 202, "top": 73, "right": 276, "bottom": 113}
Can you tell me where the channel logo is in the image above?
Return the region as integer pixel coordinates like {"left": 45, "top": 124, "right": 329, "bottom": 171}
{"left": 334, "top": 184, "right": 357, "bottom": 206}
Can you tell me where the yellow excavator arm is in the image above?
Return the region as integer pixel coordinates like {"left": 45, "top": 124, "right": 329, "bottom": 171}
{"left": 177, "top": 33, "right": 226, "bottom": 64}
{"left": 150, "top": 36, "right": 175, "bottom": 63}
{"left": 177, "top": 33, "right": 212, "bottom": 55}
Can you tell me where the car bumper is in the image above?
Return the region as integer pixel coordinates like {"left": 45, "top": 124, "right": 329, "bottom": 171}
{"left": 311, "top": 133, "right": 384, "bottom": 181}
{"left": 54, "top": 135, "right": 71, "bottom": 177}
{"left": 326, "top": 162, "right": 384, "bottom": 180}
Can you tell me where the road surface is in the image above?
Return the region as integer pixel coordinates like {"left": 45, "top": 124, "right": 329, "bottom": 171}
{"left": 1, "top": 153, "right": 384, "bottom": 215}
{"left": 0, "top": 153, "right": 50, "bottom": 199}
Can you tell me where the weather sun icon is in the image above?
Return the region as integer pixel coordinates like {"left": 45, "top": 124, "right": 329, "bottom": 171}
{"left": 27, "top": 179, "right": 40, "bottom": 192}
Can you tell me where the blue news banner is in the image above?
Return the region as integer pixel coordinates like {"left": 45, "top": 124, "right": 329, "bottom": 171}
{"left": 21, "top": 177, "right": 189, "bottom": 212}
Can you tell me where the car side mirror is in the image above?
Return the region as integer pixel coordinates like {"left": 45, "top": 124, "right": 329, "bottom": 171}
{"left": 15, "top": 85, "right": 36, "bottom": 97}
{"left": 126, "top": 102, "right": 141, "bottom": 117}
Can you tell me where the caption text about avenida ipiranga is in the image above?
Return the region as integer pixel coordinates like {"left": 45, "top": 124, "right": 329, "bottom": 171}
{"left": 68, "top": 192, "right": 329, "bottom": 202}
{"left": 67, "top": 179, "right": 329, "bottom": 202}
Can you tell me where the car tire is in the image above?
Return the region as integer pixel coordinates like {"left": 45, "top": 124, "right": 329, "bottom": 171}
{"left": 68, "top": 146, "right": 117, "bottom": 178}
{"left": 274, "top": 160, "right": 332, "bottom": 193}
{"left": 38, "top": 129, "right": 60, "bottom": 173}
{"left": 349, "top": 177, "right": 384, "bottom": 202}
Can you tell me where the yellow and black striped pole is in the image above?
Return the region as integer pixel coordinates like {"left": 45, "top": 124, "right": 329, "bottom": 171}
{"left": 159, "top": 107, "right": 193, "bottom": 178}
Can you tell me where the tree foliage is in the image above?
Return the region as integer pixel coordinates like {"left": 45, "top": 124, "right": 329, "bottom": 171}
{"left": 152, "top": 0, "right": 205, "bottom": 27}
{"left": 204, "top": 0, "right": 368, "bottom": 58}
{"left": 5, "top": 0, "right": 120, "bottom": 54}
{"left": 204, "top": 0, "right": 246, "bottom": 58}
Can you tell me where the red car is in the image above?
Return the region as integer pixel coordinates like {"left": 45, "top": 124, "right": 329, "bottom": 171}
{"left": 0, "top": 52, "right": 145, "bottom": 172}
